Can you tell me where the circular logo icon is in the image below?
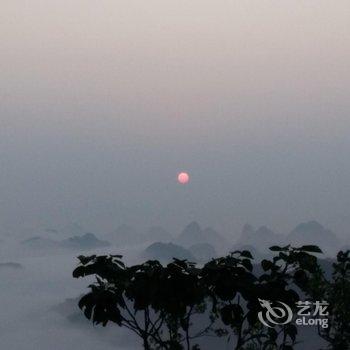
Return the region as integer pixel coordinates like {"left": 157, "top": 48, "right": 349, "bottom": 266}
{"left": 258, "top": 298, "right": 293, "bottom": 328}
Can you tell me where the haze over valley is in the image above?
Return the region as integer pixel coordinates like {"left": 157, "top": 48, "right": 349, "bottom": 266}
{"left": 1, "top": 1, "right": 350, "bottom": 349}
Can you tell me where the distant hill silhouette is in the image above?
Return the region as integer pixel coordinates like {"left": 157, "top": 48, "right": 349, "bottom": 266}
{"left": 230, "top": 243, "right": 267, "bottom": 261}
{"left": 21, "top": 233, "right": 110, "bottom": 251}
{"left": 21, "top": 236, "right": 59, "bottom": 249}
{"left": 143, "top": 242, "right": 196, "bottom": 262}
{"left": 177, "top": 222, "right": 202, "bottom": 245}
{"left": 60, "top": 223, "right": 86, "bottom": 237}
{"left": 235, "top": 221, "right": 341, "bottom": 256}
{"left": 236, "top": 224, "right": 284, "bottom": 252}
{"left": 52, "top": 296, "right": 89, "bottom": 324}
{"left": 177, "top": 222, "right": 228, "bottom": 252}
{"left": 145, "top": 226, "right": 173, "bottom": 243}
{"left": 286, "top": 221, "right": 340, "bottom": 255}
{"left": 107, "top": 225, "right": 144, "bottom": 246}
{"left": 0, "top": 262, "right": 23, "bottom": 270}
{"left": 60, "top": 233, "right": 110, "bottom": 250}
{"left": 189, "top": 243, "right": 216, "bottom": 262}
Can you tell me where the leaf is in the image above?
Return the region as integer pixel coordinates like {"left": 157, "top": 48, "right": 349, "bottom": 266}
{"left": 269, "top": 246, "right": 284, "bottom": 251}
{"left": 298, "top": 245, "right": 323, "bottom": 253}
{"left": 241, "top": 259, "right": 253, "bottom": 272}
{"left": 77, "top": 255, "right": 97, "bottom": 265}
{"left": 220, "top": 304, "right": 244, "bottom": 327}
{"left": 73, "top": 266, "right": 87, "bottom": 278}
{"left": 261, "top": 259, "right": 273, "bottom": 271}
{"left": 268, "top": 328, "right": 278, "bottom": 341}
{"left": 285, "top": 324, "right": 298, "bottom": 343}
{"left": 240, "top": 250, "right": 253, "bottom": 259}
{"left": 270, "top": 245, "right": 291, "bottom": 252}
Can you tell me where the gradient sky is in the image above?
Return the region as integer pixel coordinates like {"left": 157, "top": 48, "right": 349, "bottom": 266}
{"left": 1, "top": 1, "right": 350, "bottom": 238}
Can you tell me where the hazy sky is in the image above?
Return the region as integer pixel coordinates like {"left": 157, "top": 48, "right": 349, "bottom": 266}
{"left": 1, "top": 1, "right": 350, "bottom": 238}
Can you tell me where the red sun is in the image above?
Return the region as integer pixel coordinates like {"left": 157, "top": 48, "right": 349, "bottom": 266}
{"left": 177, "top": 172, "right": 189, "bottom": 184}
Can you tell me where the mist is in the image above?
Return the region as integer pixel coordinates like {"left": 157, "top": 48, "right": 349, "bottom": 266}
{"left": 0, "top": 0, "right": 349, "bottom": 238}
{"left": 1, "top": 1, "right": 350, "bottom": 349}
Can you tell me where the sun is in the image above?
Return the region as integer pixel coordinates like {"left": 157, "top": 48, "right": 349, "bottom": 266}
{"left": 177, "top": 172, "right": 189, "bottom": 184}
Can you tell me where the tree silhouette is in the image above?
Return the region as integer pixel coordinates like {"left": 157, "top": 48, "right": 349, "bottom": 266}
{"left": 324, "top": 250, "right": 350, "bottom": 349}
{"left": 73, "top": 247, "right": 350, "bottom": 350}
{"left": 73, "top": 256, "right": 212, "bottom": 349}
